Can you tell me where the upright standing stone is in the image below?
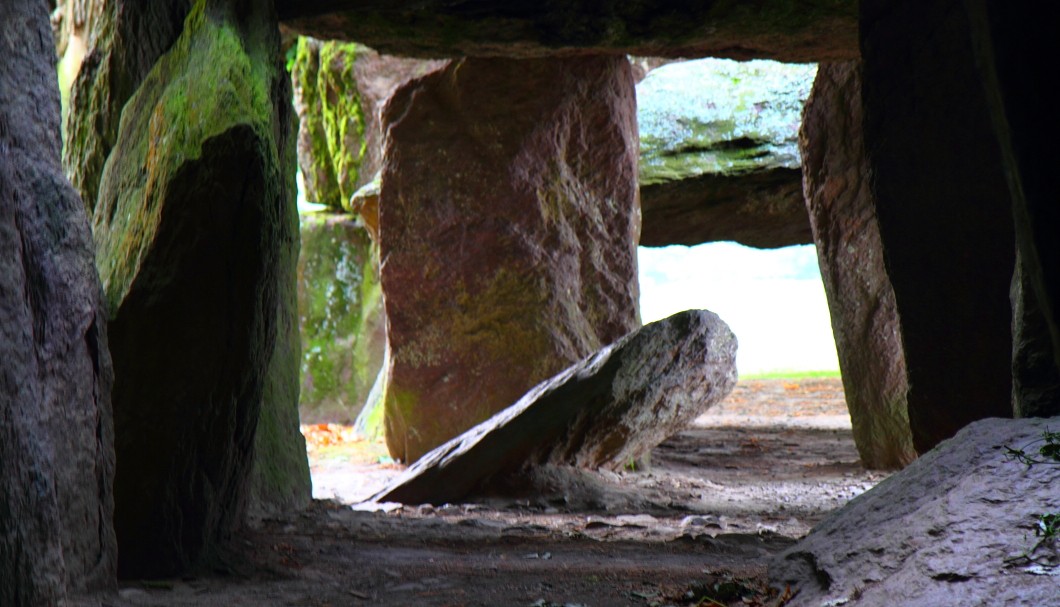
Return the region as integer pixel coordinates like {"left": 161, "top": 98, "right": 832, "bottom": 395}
{"left": 1, "top": 1, "right": 116, "bottom": 603}
{"left": 290, "top": 38, "right": 444, "bottom": 210}
{"left": 380, "top": 56, "right": 641, "bottom": 463}
{"left": 800, "top": 62, "right": 915, "bottom": 469}
{"left": 62, "top": 0, "right": 192, "bottom": 211}
{"left": 860, "top": 0, "right": 1015, "bottom": 453}
{"left": 91, "top": 0, "right": 296, "bottom": 576}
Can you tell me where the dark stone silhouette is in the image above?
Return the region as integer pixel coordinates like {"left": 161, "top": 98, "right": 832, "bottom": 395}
{"left": 278, "top": 0, "right": 858, "bottom": 63}
{"left": 860, "top": 0, "right": 1016, "bottom": 454}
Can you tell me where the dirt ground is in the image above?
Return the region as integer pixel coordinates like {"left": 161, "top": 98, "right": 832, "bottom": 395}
{"left": 77, "top": 378, "right": 891, "bottom": 607}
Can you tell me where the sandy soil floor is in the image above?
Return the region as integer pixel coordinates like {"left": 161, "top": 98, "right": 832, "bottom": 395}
{"left": 76, "top": 378, "right": 891, "bottom": 607}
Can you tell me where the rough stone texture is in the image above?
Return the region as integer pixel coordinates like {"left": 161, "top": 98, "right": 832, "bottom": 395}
{"left": 1, "top": 2, "right": 116, "bottom": 603}
{"left": 291, "top": 38, "right": 445, "bottom": 209}
{"left": 1011, "top": 251, "right": 1060, "bottom": 418}
{"left": 770, "top": 417, "right": 1060, "bottom": 606}
{"left": 860, "top": 0, "right": 1015, "bottom": 454}
{"left": 277, "top": 0, "right": 858, "bottom": 63}
{"left": 374, "top": 310, "right": 737, "bottom": 506}
{"left": 249, "top": 175, "right": 312, "bottom": 520}
{"left": 62, "top": 0, "right": 192, "bottom": 211}
{"left": 800, "top": 63, "right": 915, "bottom": 469}
{"left": 91, "top": 1, "right": 295, "bottom": 576}
{"left": 380, "top": 56, "right": 641, "bottom": 464}
{"left": 638, "top": 59, "right": 815, "bottom": 249}
{"left": 297, "top": 212, "right": 386, "bottom": 423}
{"left": 967, "top": 3, "right": 1060, "bottom": 407}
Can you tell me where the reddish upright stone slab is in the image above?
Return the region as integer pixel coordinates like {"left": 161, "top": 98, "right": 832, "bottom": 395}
{"left": 800, "top": 63, "right": 915, "bottom": 469}
{"left": 380, "top": 56, "right": 641, "bottom": 463}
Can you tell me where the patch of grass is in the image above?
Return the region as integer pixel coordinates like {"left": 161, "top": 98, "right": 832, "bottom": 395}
{"left": 740, "top": 369, "right": 841, "bottom": 381}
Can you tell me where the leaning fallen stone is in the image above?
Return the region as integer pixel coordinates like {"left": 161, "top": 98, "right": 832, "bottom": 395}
{"left": 371, "top": 309, "right": 737, "bottom": 505}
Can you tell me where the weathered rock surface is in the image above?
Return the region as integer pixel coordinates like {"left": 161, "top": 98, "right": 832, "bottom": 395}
{"left": 297, "top": 212, "right": 386, "bottom": 423}
{"left": 373, "top": 310, "right": 737, "bottom": 506}
{"left": 1011, "top": 251, "right": 1060, "bottom": 418}
{"left": 770, "top": 417, "right": 1060, "bottom": 606}
{"left": 638, "top": 59, "right": 816, "bottom": 248}
{"left": 291, "top": 38, "right": 445, "bottom": 209}
{"left": 249, "top": 181, "right": 312, "bottom": 520}
{"left": 62, "top": 0, "right": 192, "bottom": 211}
{"left": 800, "top": 62, "right": 915, "bottom": 469}
{"left": 380, "top": 56, "right": 641, "bottom": 463}
{"left": 278, "top": 0, "right": 858, "bottom": 63}
{"left": 1, "top": 2, "right": 116, "bottom": 603}
{"left": 861, "top": 0, "right": 1015, "bottom": 453}
{"left": 91, "top": 1, "right": 297, "bottom": 576}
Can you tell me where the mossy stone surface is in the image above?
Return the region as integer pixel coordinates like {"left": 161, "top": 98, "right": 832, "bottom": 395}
{"left": 297, "top": 211, "right": 386, "bottom": 424}
{"left": 636, "top": 58, "right": 816, "bottom": 248}
{"left": 62, "top": 0, "right": 191, "bottom": 211}
{"left": 290, "top": 38, "right": 366, "bottom": 209}
{"left": 92, "top": 0, "right": 299, "bottom": 576}
{"left": 638, "top": 58, "right": 816, "bottom": 187}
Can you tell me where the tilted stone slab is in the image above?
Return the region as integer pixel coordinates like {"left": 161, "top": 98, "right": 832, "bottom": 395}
{"left": 372, "top": 310, "right": 737, "bottom": 506}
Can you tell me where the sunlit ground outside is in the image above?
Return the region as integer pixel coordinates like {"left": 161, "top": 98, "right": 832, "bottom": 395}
{"left": 639, "top": 241, "right": 839, "bottom": 377}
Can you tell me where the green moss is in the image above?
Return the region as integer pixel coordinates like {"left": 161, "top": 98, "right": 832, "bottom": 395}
{"left": 93, "top": 1, "right": 279, "bottom": 314}
{"left": 637, "top": 58, "right": 815, "bottom": 187}
{"left": 297, "top": 212, "right": 385, "bottom": 422}
{"left": 317, "top": 41, "right": 367, "bottom": 204}
{"left": 291, "top": 38, "right": 367, "bottom": 209}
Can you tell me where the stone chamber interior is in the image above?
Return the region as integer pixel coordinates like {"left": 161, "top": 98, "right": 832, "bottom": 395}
{"left": 2, "top": 1, "right": 1057, "bottom": 606}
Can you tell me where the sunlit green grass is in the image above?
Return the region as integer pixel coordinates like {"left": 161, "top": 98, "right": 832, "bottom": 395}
{"left": 740, "top": 369, "right": 841, "bottom": 380}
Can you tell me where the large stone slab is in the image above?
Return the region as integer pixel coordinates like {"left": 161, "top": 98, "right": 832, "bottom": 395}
{"left": 373, "top": 310, "right": 737, "bottom": 506}
{"left": 770, "top": 417, "right": 1060, "bottom": 606}
{"left": 277, "top": 0, "right": 857, "bottom": 63}
{"left": 638, "top": 58, "right": 816, "bottom": 249}
{"left": 379, "top": 56, "right": 641, "bottom": 464}
{"left": 861, "top": 0, "right": 1015, "bottom": 453}
{"left": 800, "top": 62, "right": 915, "bottom": 469}
{"left": 297, "top": 212, "right": 386, "bottom": 423}
{"left": 1, "top": 1, "right": 116, "bottom": 602}
{"left": 291, "top": 38, "right": 444, "bottom": 210}
{"left": 91, "top": 0, "right": 296, "bottom": 577}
